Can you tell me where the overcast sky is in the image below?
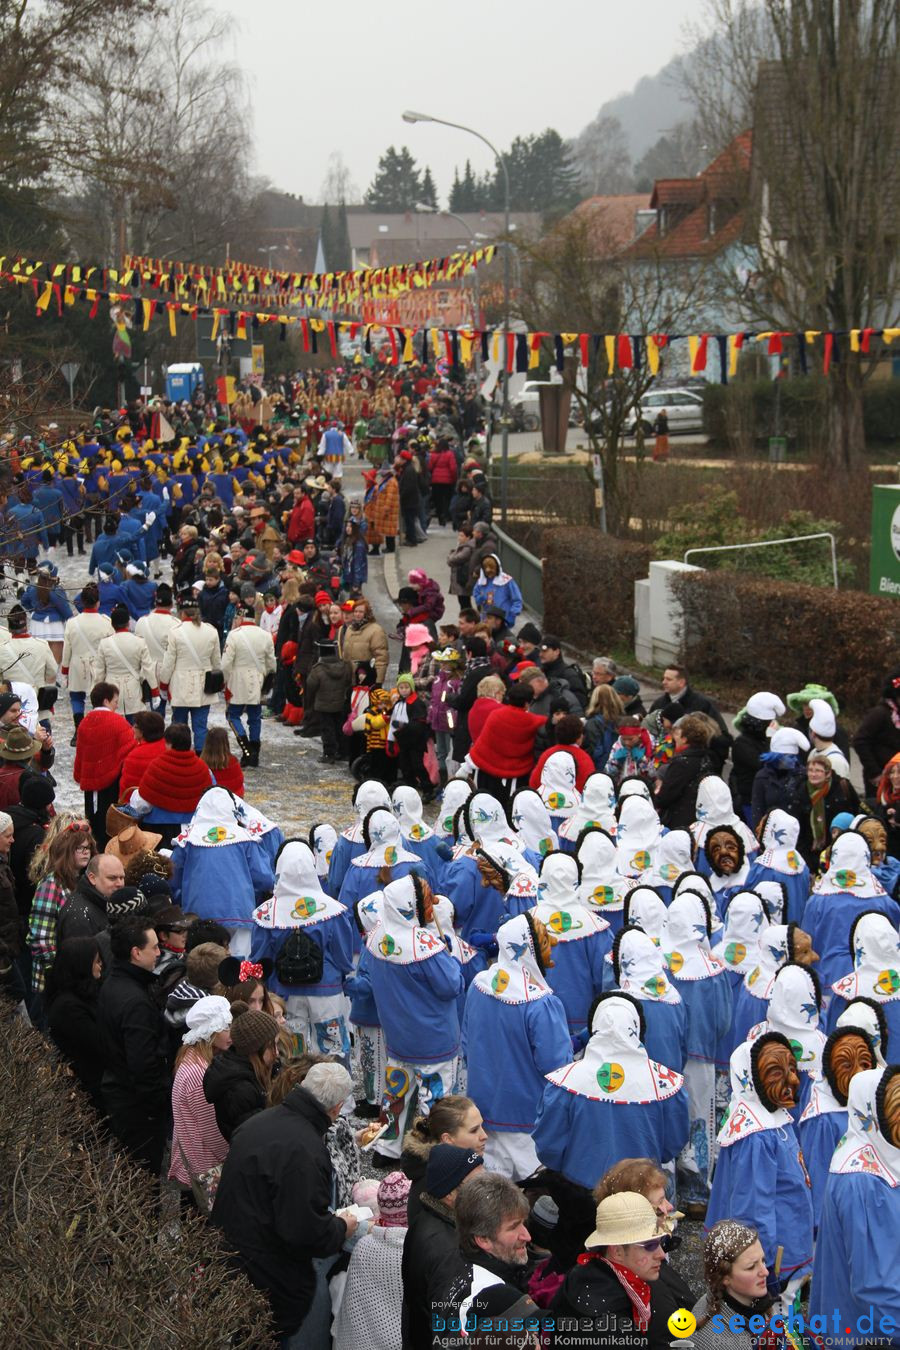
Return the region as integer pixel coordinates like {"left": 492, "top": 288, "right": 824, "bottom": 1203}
{"left": 216, "top": 0, "right": 698, "bottom": 204}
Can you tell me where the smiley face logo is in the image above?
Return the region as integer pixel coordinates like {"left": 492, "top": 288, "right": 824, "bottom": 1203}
{"left": 785, "top": 850, "right": 802, "bottom": 872}
{"left": 875, "top": 968, "right": 900, "bottom": 995}
{"left": 834, "top": 869, "right": 859, "bottom": 889}
{"left": 410, "top": 823, "right": 425, "bottom": 840}
{"left": 668, "top": 1309, "right": 696, "bottom": 1339}
{"left": 205, "top": 825, "right": 230, "bottom": 843}
{"left": 643, "top": 975, "right": 666, "bottom": 998}
{"left": 384, "top": 845, "right": 397, "bottom": 864}
{"left": 547, "top": 792, "right": 567, "bottom": 810}
{"left": 665, "top": 951, "right": 684, "bottom": 974}
{"left": 291, "top": 896, "right": 318, "bottom": 920}
{"left": 492, "top": 969, "right": 510, "bottom": 994}
{"left": 379, "top": 934, "right": 400, "bottom": 957}
{"left": 724, "top": 941, "right": 747, "bottom": 967}
{"left": 595, "top": 1061, "right": 625, "bottom": 1093}
{"left": 547, "top": 910, "right": 582, "bottom": 934}
{"left": 591, "top": 884, "right": 617, "bottom": 907}
{"left": 631, "top": 850, "right": 652, "bottom": 872}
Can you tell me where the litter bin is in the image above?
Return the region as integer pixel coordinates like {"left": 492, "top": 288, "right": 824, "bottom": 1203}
{"left": 768, "top": 436, "right": 787, "bottom": 463}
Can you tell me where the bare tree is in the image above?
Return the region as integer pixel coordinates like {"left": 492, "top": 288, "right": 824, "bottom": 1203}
{"left": 684, "top": 0, "right": 900, "bottom": 469}
{"left": 320, "top": 151, "right": 359, "bottom": 206}
{"left": 569, "top": 115, "right": 634, "bottom": 197}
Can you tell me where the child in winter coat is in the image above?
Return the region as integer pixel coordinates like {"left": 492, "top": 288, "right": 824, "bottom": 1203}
{"left": 357, "top": 688, "right": 397, "bottom": 786}
{"left": 604, "top": 716, "right": 655, "bottom": 789}
{"left": 305, "top": 637, "right": 352, "bottom": 765}
{"left": 407, "top": 568, "right": 445, "bottom": 623}
{"left": 389, "top": 672, "right": 433, "bottom": 797}
{"left": 427, "top": 648, "right": 463, "bottom": 781}
{"left": 277, "top": 639, "right": 304, "bottom": 727}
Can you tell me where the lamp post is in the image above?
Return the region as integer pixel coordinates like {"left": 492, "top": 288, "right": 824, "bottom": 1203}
{"left": 415, "top": 204, "right": 486, "bottom": 381}
{"left": 403, "top": 110, "right": 511, "bottom": 524}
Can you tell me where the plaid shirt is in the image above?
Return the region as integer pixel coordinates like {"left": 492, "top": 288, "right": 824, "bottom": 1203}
{"left": 27, "top": 875, "right": 69, "bottom": 993}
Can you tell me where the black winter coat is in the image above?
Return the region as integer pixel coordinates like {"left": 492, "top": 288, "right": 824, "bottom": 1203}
{"left": 198, "top": 581, "right": 229, "bottom": 636}
{"left": 398, "top": 462, "right": 421, "bottom": 510}
{"left": 47, "top": 986, "right": 105, "bottom": 1111}
{"left": 203, "top": 1047, "right": 267, "bottom": 1141}
{"left": 549, "top": 1257, "right": 637, "bottom": 1347}
{"left": 97, "top": 961, "right": 170, "bottom": 1122}
{"left": 655, "top": 746, "right": 714, "bottom": 829}
{"left": 651, "top": 684, "right": 731, "bottom": 741}
{"left": 853, "top": 702, "right": 900, "bottom": 792}
{"left": 8, "top": 802, "right": 47, "bottom": 926}
{"left": 0, "top": 856, "right": 19, "bottom": 954}
{"left": 57, "top": 875, "right": 109, "bottom": 945}
{"left": 402, "top": 1192, "right": 466, "bottom": 1350}
{"left": 211, "top": 1086, "right": 348, "bottom": 1336}
{"left": 305, "top": 655, "right": 352, "bottom": 713}
{"left": 731, "top": 718, "right": 770, "bottom": 812}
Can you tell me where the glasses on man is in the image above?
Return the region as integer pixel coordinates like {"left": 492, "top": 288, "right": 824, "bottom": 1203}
{"left": 633, "top": 1235, "right": 675, "bottom": 1254}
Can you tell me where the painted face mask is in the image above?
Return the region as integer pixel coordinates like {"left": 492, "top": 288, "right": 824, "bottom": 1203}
{"left": 827, "top": 1030, "right": 876, "bottom": 1106}
{"left": 857, "top": 819, "right": 887, "bottom": 865}
{"left": 755, "top": 1039, "right": 799, "bottom": 1110}
{"left": 531, "top": 915, "right": 557, "bottom": 970}
{"left": 791, "top": 927, "right": 820, "bottom": 967}
{"left": 707, "top": 828, "right": 743, "bottom": 877}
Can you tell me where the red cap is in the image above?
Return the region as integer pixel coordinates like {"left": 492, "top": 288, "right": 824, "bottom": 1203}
{"left": 314, "top": 590, "right": 331, "bottom": 607}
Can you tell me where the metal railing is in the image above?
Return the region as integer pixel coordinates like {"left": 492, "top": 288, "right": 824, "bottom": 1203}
{"left": 684, "top": 531, "right": 839, "bottom": 589}
{"left": 495, "top": 523, "right": 544, "bottom": 616}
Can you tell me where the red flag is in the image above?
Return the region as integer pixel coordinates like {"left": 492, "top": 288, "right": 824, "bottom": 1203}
{"left": 579, "top": 334, "right": 589, "bottom": 366}
{"left": 506, "top": 332, "right": 516, "bottom": 373}
{"left": 823, "top": 332, "right": 834, "bottom": 374}
{"left": 616, "top": 334, "right": 633, "bottom": 369}
{"left": 767, "top": 333, "right": 783, "bottom": 355}
{"left": 327, "top": 321, "right": 337, "bottom": 358}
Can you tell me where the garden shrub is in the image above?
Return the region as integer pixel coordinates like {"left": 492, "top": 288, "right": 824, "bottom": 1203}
{"left": 670, "top": 569, "right": 900, "bottom": 713}
{"left": 542, "top": 527, "right": 652, "bottom": 651}
{"left": 0, "top": 1009, "right": 272, "bottom": 1349}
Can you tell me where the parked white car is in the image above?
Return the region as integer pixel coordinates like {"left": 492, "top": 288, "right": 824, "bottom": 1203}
{"left": 631, "top": 388, "right": 704, "bottom": 436}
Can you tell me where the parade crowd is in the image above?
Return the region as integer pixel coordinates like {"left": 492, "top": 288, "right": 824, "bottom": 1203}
{"left": 1, "top": 362, "right": 899, "bottom": 1350}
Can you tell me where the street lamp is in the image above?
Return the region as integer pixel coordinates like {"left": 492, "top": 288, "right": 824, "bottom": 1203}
{"left": 402, "top": 109, "right": 512, "bottom": 524}
{"left": 415, "top": 205, "right": 486, "bottom": 380}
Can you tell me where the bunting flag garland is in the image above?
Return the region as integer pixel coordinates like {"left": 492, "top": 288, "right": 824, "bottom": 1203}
{"left": 1, "top": 264, "right": 897, "bottom": 380}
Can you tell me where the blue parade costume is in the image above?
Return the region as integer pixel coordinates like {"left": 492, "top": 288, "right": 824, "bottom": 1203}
{"left": 430, "top": 895, "right": 487, "bottom": 1026}
{"left": 707, "top": 1038, "right": 814, "bottom": 1284}
{"left": 392, "top": 785, "right": 445, "bottom": 876}
{"left": 746, "top": 962, "right": 826, "bottom": 1122}
{"left": 249, "top": 841, "right": 355, "bottom": 1002}
{"left": 533, "top": 992, "right": 688, "bottom": 1192}
{"left": 8, "top": 499, "right": 48, "bottom": 559}
{"left": 690, "top": 776, "right": 759, "bottom": 883}
{"left": 445, "top": 792, "right": 540, "bottom": 939}
{"left": 718, "top": 888, "right": 772, "bottom": 995}
{"left": 599, "top": 883, "right": 670, "bottom": 992}
{"left": 531, "top": 852, "right": 612, "bottom": 1035}
{"left": 810, "top": 1067, "right": 900, "bottom": 1348}
{"left": 511, "top": 788, "right": 559, "bottom": 861}
{"left": 612, "top": 925, "right": 688, "bottom": 1069}
{"left": 576, "top": 827, "right": 628, "bottom": 940}
{"left": 337, "top": 807, "right": 426, "bottom": 915}
{"left": 556, "top": 773, "right": 617, "bottom": 854}
{"left": 169, "top": 787, "right": 275, "bottom": 927}
{"left": 234, "top": 798, "right": 285, "bottom": 871}
{"left": 365, "top": 874, "right": 464, "bottom": 1065}
{"left": 827, "top": 910, "right": 900, "bottom": 1049}
{"left": 328, "top": 781, "right": 392, "bottom": 897}
{"left": 88, "top": 531, "right": 123, "bottom": 576}
{"left": 745, "top": 808, "right": 812, "bottom": 926}
{"left": 646, "top": 829, "right": 694, "bottom": 905}
{"left": 433, "top": 780, "right": 473, "bottom": 846}
{"left": 731, "top": 923, "right": 795, "bottom": 1055}
{"left": 309, "top": 822, "right": 338, "bottom": 897}
{"left": 20, "top": 579, "right": 73, "bottom": 625}
{"left": 615, "top": 795, "right": 662, "bottom": 888}
{"left": 798, "top": 1023, "right": 877, "bottom": 1228}
{"left": 471, "top": 554, "right": 524, "bottom": 629}
{"left": 803, "top": 832, "right": 900, "bottom": 992}
{"left": 122, "top": 573, "right": 158, "bottom": 620}
{"left": 536, "top": 751, "right": 581, "bottom": 836}
{"left": 95, "top": 574, "right": 131, "bottom": 618}
{"left": 463, "top": 913, "right": 571, "bottom": 1146}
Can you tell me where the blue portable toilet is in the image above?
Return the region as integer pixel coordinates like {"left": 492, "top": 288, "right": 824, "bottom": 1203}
{"left": 165, "top": 362, "right": 204, "bottom": 402}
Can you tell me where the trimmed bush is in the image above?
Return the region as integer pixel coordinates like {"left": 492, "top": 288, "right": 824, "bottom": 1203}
{"left": 0, "top": 1009, "right": 273, "bottom": 1348}
{"left": 670, "top": 569, "right": 900, "bottom": 713}
{"left": 701, "top": 377, "right": 900, "bottom": 449}
{"left": 542, "top": 527, "right": 652, "bottom": 651}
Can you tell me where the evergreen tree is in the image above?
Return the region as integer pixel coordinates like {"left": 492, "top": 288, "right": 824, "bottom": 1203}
{"left": 449, "top": 166, "right": 463, "bottom": 212}
{"left": 364, "top": 145, "right": 423, "bottom": 211}
{"left": 419, "top": 165, "right": 438, "bottom": 208}
{"left": 332, "top": 199, "right": 352, "bottom": 271}
{"left": 318, "top": 201, "right": 334, "bottom": 270}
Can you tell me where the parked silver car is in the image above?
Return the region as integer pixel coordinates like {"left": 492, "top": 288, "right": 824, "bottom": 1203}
{"left": 631, "top": 388, "right": 704, "bottom": 436}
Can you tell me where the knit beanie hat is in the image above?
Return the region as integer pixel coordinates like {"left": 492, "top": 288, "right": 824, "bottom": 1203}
{"left": 186, "top": 941, "right": 229, "bottom": 991}
{"left": 229, "top": 1005, "right": 278, "bottom": 1058}
{"left": 376, "top": 1171, "right": 412, "bottom": 1227}
{"left": 425, "top": 1144, "right": 483, "bottom": 1199}
{"left": 20, "top": 775, "right": 55, "bottom": 810}
{"left": 105, "top": 886, "right": 147, "bottom": 921}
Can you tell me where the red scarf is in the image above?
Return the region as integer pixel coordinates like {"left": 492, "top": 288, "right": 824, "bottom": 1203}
{"left": 575, "top": 1254, "right": 651, "bottom": 1330}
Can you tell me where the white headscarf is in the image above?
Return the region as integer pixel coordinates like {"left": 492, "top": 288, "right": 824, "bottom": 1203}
{"left": 252, "top": 840, "right": 345, "bottom": 928}
{"left": 545, "top": 993, "right": 684, "bottom": 1103}
{"left": 748, "top": 963, "right": 825, "bottom": 1076}
{"left": 752, "top": 879, "right": 789, "bottom": 925}
{"left": 831, "top": 911, "right": 900, "bottom": 1005}
{"left": 367, "top": 874, "right": 447, "bottom": 966}
{"left": 310, "top": 823, "right": 338, "bottom": 880}
{"left": 742, "top": 922, "right": 793, "bottom": 1003}
{"left": 691, "top": 776, "right": 758, "bottom": 856}
{"left": 511, "top": 789, "right": 558, "bottom": 857}
{"left": 537, "top": 751, "right": 581, "bottom": 818}
{"left": 615, "top": 927, "right": 681, "bottom": 1004}
{"left": 435, "top": 779, "right": 473, "bottom": 840}
{"left": 753, "top": 809, "right": 806, "bottom": 878}
{"left": 577, "top": 827, "right": 627, "bottom": 914}
{"left": 473, "top": 912, "right": 553, "bottom": 1004}
{"left": 618, "top": 779, "right": 651, "bottom": 804}
{"left": 814, "top": 832, "right": 885, "bottom": 899}
{"left": 234, "top": 797, "right": 280, "bottom": 841}
{"left": 182, "top": 787, "right": 251, "bottom": 848}
{"left": 663, "top": 890, "right": 725, "bottom": 980}
{"left": 182, "top": 994, "right": 233, "bottom": 1046}
{"left": 464, "top": 791, "right": 530, "bottom": 876}
{"left": 720, "top": 889, "right": 771, "bottom": 975}
{"left": 533, "top": 852, "right": 610, "bottom": 942}
{"left": 344, "top": 780, "right": 392, "bottom": 843}
{"left": 829, "top": 1066, "right": 900, "bottom": 1187}
{"left": 615, "top": 796, "right": 661, "bottom": 879}
{"left": 623, "top": 886, "right": 669, "bottom": 944}
{"left": 351, "top": 807, "right": 420, "bottom": 869}
{"left": 648, "top": 830, "right": 694, "bottom": 891}
{"left": 392, "top": 784, "right": 435, "bottom": 842}
{"left": 717, "top": 1039, "right": 795, "bottom": 1146}
{"left": 356, "top": 889, "right": 384, "bottom": 933}
{"left": 558, "top": 773, "right": 617, "bottom": 842}
{"left": 430, "top": 894, "right": 480, "bottom": 965}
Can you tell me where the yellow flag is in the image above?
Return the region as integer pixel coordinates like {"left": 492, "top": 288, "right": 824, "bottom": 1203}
{"left": 604, "top": 335, "right": 615, "bottom": 373}
{"left": 646, "top": 334, "right": 661, "bottom": 376}
{"left": 849, "top": 329, "right": 861, "bottom": 352}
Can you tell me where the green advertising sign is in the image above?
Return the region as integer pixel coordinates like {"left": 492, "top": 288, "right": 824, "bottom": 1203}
{"left": 870, "top": 484, "right": 900, "bottom": 598}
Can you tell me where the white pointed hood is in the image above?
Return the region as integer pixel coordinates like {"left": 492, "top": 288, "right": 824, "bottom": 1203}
{"left": 748, "top": 963, "right": 825, "bottom": 1075}
{"left": 577, "top": 827, "right": 627, "bottom": 914}
{"left": 344, "top": 780, "right": 393, "bottom": 843}
{"left": 663, "top": 890, "right": 725, "bottom": 980}
{"left": 351, "top": 807, "right": 420, "bottom": 869}
{"left": 829, "top": 1067, "right": 900, "bottom": 1187}
{"left": 310, "top": 823, "right": 338, "bottom": 879}
{"left": 511, "top": 789, "right": 558, "bottom": 857}
{"left": 831, "top": 911, "right": 900, "bottom": 1005}
{"left": 615, "top": 796, "right": 661, "bottom": 879}
{"left": 754, "top": 809, "right": 807, "bottom": 878}
{"left": 752, "top": 879, "right": 788, "bottom": 925}
{"left": 692, "top": 776, "right": 758, "bottom": 856}
{"left": 742, "top": 922, "right": 793, "bottom": 1002}
{"left": 392, "top": 784, "right": 435, "bottom": 842}
{"left": 537, "top": 751, "right": 581, "bottom": 818}
{"left": 720, "top": 890, "right": 770, "bottom": 975}
{"left": 533, "top": 852, "right": 610, "bottom": 942}
{"left": 367, "top": 874, "right": 447, "bottom": 965}
{"left": 814, "top": 832, "right": 885, "bottom": 899}
{"left": 235, "top": 797, "right": 281, "bottom": 840}
{"left": 616, "top": 927, "right": 681, "bottom": 1004}
{"left": 623, "top": 886, "right": 669, "bottom": 945}
{"left": 253, "top": 840, "right": 345, "bottom": 928}
{"left": 435, "top": 778, "right": 472, "bottom": 840}
{"left": 182, "top": 787, "right": 251, "bottom": 848}
{"left": 648, "top": 830, "right": 694, "bottom": 890}
{"left": 429, "top": 894, "right": 478, "bottom": 965}
{"left": 473, "top": 912, "right": 554, "bottom": 1004}
{"left": 356, "top": 889, "right": 384, "bottom": 933}
{"left": 718, "top": 1039, "right": 795, "bottom": 1145}
{"left": 558, "top": 773, "right": 617, "bottom": 842}
{"left": 546, "top": 993, "right": 684, "bottom": 1102}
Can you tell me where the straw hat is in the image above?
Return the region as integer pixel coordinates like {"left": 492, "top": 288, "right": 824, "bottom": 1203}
{"left": 106, "top": 823, "right": 163, "bottom": 859}
{"left": 584, "top": 1193, "right": 663, "bottom": 1249}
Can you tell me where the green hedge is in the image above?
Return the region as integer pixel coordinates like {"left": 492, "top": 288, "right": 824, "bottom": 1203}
{"left": 542, "top": 527, "right": 652, "bottom": 651}
{"left": 701, "top": 378, "right": 900, "bottom": 448}
{"left": 670, "top": 569, "right": 900, "bottom": 713}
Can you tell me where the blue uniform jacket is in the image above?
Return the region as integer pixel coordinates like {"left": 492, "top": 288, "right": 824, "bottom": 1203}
{"left": 367, "top": 944, "right": 464, "bottom": 1064}
{"left": 250, "top": 909, "right": 355, "bottom": 1001}
{"left": 798, "top": 1109, "right": 845, "bottom": 1228}
{"left": 810, "top": 1172, "right": 900, "bottom": 1347}
{"left": 338, "top": 860, "right": 424, "bottom": 913}
{"left": 543, "top": 930, "right": 614, "bottom": 1034}
{"left": 803, "top": 890, "right": 900, "bottom": 992}
{"left": 462, "top": 983, "right": 571, "bottom": 1132}
{"left": 706, "top": 1126, "right": 814, "bottom": 1278}
{"left": 170, "top": 840, "right": 275, "bottom": 925}
{"left": 669, "top": 972, "right": 733, "bottom": 1067}
{"left": 20, "top": 583, "right": 73, "bottom": 624}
